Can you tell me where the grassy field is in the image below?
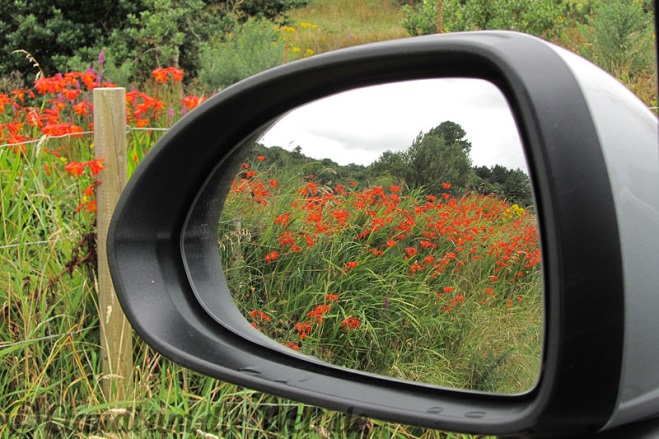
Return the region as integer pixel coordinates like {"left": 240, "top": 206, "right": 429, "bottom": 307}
{"left": 284, "top": 0, "right": 408, "bottom": 55}
{"left": 219, "top": 154, "right": 542, "bottom": 394}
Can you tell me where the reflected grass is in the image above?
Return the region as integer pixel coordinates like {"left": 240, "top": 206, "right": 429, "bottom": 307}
{"left": 220, "top": 153, "right": 542, "bottom": 394}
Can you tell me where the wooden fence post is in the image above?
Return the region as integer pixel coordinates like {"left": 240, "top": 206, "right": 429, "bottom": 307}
{"left": 94, "top": 87, "right": 133, "bottom": 401}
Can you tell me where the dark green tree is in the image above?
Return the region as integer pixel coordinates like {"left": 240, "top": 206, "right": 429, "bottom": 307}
{"left": 370, "top": 150, "right": 407, "bottom": 181}
{"left": 405, "top": 122, "right": 474, "bottom": 194}
{"left": 0, "top": 0, "right": 144, "bottom": 78}
{"left": 503, "top": 168, "right": 533, "bottom": 206}
{"left": 0, "top": 0, "right": 308, "bottom": 83}
{"left": 371, "top": 121, "right": 475, "bottom": 195}
{"left": 475, "top": 164, "right": 533, "bottom": 206}
{"left": 234, "top": 0, "right": 310, "bottom": 23}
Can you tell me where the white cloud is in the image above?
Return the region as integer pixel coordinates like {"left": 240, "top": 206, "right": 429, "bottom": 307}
{"left": 260, "top": 78, "right": 527, "bottom": 171}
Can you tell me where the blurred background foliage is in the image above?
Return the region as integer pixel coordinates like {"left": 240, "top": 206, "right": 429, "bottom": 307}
{"left": 0, "top": 0, "right": 308, "bottom": 85}
{"left": 400, "top": 0, "right": 656, "bottom": 107}
{"left": 0, "top": 0, "right": 655, "bottom": 107}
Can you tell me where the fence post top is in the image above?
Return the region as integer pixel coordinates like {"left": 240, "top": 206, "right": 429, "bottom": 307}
{"left": 93, "top": 87, "right": 126, "bottom": 92}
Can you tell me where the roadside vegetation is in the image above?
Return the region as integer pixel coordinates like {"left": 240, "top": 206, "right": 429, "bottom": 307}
{"left": 0, "top": 0, "right": 655, "bottom": 437}
{"left": 220, "top": 146, "right": 542, "bottom": 394}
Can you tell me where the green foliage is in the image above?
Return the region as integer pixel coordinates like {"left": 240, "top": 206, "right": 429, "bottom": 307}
{"left": 405, "top": 122, "right": 475, "bottom": 194}
{"left": 0, "top": 0, "right": 308, "bottom": 85}
{"left": 197, "top": 19, "right": 286, "bottom": 92}
{"left": 475, "top": 165, "right": 533, "bottom": 206}
{"left": 402, "top": 0, "right": 567, "bottom": 38}
{"left": 462, "top": 0, "right": 566, "bottom": 37}
{"left": 580, "top": 0, "right": 655, "bottom": 78}
{"left": 372, "top": 121, "right": 476, "bottom": 195}
{"left": 126, "top": 0, "right": 204, "bottom": 68}
{"left": 219, "top": 152, "right": 542, "bottom": 393}
{"left": 235, "top": 0, "right": 311, "bottom": 24}
{"left": 0, "top": 0, "right": 144, "bottom": 79}
{"left": 401, "top": 0, "right": 443, "bottom": 35}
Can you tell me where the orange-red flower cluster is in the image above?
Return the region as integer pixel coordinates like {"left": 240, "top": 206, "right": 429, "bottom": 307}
{"left": 341, "top": 317, "right": 362, "bottom": 330}
{"left": 224, "top": 158, "right": 541, "bottom": 351}
{"left": 42, "top": 122, "right": 84, "bottom": 138}
{"left": 64, "top": 159, "right": 105, "bottom": 177}
{"left": 126, "top": 91, "right": 166, "bottom": 126}
{"left": 152, "top": 67, "right": 184, "bottom": 83}
{"left": 34, "top": 72, "right": 103, "bottom": 95}
{"left": 249, "top": 310, "right": 271, "bottom": 322}
{"left": 182, "top": 95, "right": 205, "bottom": 110}
{"left": 283, "top": 341, "right": 300, "bottom": 351}
{"left": 306, "top": 304, "right": 331, "bottom": 324}
{"left": 344, "top": 261, "right": 358, "bottom": 271}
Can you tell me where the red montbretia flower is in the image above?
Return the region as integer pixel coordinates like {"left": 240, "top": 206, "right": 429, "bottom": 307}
{"left": 344, "top": 261, "right": 358, "bottom": 270}
{"left": 307, "top": 304, "right": 331, "bottom": 324}
{"left": 341, "top": 317, "right": 362, "bottom": 330}
{"left": 325, "top": 294, "right": 339, "bottom": 303}
{"left": 249, "top": 310, "right": 271, "bottom": 322}
{"left": 87, "top": 159, "right": 105, "bottom": 176}
{"left": 152, "top": 67, "right": 184, "bottom": 83}
{"left": 283, "top": 341, "right": 300, "bottom": 351}
{"left": 64, "top": 161, "right": 86, "bottom": 177}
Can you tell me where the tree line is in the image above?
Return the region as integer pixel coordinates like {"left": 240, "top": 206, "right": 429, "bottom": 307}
{"left": 253, "top": 120, "right": 534, "bottom": 206}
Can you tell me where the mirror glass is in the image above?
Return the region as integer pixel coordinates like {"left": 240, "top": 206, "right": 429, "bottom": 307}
{"left": 217, "top": 79, "right": 542, "bottom": 394}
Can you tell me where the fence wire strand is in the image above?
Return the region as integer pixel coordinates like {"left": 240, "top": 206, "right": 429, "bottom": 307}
{"left": 0, "top": 236, "right": 78, "bottom": 250}
{"left": 0, "top": 126, "right": 170, "bottom": 150}
{"left": 129, "top": 127, "right": 170, "bottom": 132}
{"left": 2, "top": 105, "right": 656, "bottom": 152}
{"left": 0, "top": 325, "right": 100, "bottom": 350}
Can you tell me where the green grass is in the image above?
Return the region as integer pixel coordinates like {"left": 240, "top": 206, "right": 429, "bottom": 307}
{"left": 219, "top": 154, "right": 542, "bottom": 395}
{"left": 283, "top": 0, "right": 409, "bottom": 57}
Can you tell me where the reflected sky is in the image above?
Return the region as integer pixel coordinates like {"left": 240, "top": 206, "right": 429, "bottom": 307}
{"left": 260, "top": 79, "right": 527, "bottom": 171}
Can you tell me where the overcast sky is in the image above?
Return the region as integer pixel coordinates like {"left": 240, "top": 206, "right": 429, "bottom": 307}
{"left": 259, "top": 78, "right": 528, "bottom": 172}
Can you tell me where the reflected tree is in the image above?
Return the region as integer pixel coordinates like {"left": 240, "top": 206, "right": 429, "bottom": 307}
{"left": 475, "top": 164, "right": 533, "bottom": 206}
{"left": 372, "top": 120, "right": 476, "bottom": 195}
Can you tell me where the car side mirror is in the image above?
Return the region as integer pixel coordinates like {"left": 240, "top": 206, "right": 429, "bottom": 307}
{"left": 108, "top": 31, "right": 659, "bottom": 437}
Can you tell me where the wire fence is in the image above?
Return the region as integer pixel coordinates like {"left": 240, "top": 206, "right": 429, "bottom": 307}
{"left": 0, "top": 125, "right": 170, "bottom": 151}
{"left": 0, "top": 325, "right": 100, "bottom": 350}
{"left": 0, "top": 236, "right": 79, "bottom": 250}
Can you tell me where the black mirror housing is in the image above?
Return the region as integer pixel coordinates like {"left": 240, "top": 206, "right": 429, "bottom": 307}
{"left": 108, "top": 31, "right": 659, "bottom": 437}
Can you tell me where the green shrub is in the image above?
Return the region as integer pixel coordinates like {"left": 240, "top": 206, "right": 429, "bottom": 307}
{"left": 581, "top": 0, "right": 655, "bottom": 78}
{"left": 197, "top": 19, "right": 286, "bottom": 93}
{"left": 402, "top": 0, "right": 567, "bottom": 38}
{"left": 402, "top": 0, "right": 467, "bottom": 35}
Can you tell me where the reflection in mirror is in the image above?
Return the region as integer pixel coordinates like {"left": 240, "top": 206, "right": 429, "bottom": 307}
{"left": 218, "top": 79, "right": 542, "bottom": 394}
